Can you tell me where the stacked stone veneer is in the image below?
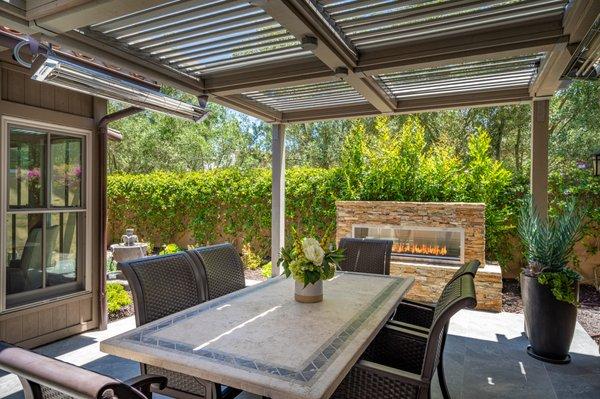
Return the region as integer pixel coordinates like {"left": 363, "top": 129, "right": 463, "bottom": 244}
{"left": 336, "top": 201, "right": 502, "bottom": 312}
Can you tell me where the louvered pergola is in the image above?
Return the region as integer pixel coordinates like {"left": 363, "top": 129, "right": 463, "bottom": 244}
{"left": 1, "top": 0, "right": 598, "bottom": 275}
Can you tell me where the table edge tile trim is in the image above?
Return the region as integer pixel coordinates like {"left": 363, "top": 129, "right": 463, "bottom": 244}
{"left": 110, "top": 272, "right": 409, "bottom": 385}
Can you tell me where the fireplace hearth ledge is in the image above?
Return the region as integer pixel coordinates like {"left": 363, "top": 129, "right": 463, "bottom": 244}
{"left": 391, "top": 261, "right": 502, "bottom": 312}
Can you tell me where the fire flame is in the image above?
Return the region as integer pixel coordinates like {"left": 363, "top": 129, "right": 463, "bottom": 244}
{"left": 392, "top": 242, "right": 448, "bottom": 256}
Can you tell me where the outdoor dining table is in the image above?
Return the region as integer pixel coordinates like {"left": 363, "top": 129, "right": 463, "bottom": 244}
{"left": 100, "top": 271, "right": 414, "bottom": 399}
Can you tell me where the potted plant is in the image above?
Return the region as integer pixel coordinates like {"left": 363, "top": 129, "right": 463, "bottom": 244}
{"left": 278, "top": 233, "right": 344, "bottom": 303}
{"left": 518, "top": 198, "right": 584, "bottom": 364}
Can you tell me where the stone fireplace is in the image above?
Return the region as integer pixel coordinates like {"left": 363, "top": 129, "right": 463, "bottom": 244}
{"left": 353, "top": 225, "right": 464, "bottom": 264}
{"left": 336, "top": 201, "right": 502, "bottom": 311}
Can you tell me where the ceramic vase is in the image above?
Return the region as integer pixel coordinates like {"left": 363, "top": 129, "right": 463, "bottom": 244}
{"left": 294, "top": 280, "right": 323, "bottom": 303}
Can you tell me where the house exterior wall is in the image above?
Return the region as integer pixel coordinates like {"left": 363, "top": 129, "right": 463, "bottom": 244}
{"left": 0, "top": 57, "right": 106, "bottom": 348}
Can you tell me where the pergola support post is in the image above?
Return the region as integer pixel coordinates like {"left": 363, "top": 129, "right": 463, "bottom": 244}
{"left": 271, "top": 123, "right": 286, "bottom": 277}
{"left": 531, "top": 98, "right": 550, "bottom": 221}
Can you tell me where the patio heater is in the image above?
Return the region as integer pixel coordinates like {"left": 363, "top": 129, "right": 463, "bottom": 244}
{"left": 30, "top": 52, "right": 208, "bottom": 122}
{"left": 593, "top": 151, "right": 600, "bottom": 176}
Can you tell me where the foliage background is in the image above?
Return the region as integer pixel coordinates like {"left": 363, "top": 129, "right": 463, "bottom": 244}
{"left": 107, "top": 81, "right": 600, "bottom": 281}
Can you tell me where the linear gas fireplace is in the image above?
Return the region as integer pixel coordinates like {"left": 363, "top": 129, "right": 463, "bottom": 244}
{"left": 353, "top": 225, "right": 465, "bottom": 264}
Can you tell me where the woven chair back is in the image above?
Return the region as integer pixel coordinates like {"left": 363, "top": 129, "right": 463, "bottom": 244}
{"left": 188, "top": 243, "right": 246, "bottom": 300}
{"left": 338, "top": 238, "right": 392, "bottom": 275}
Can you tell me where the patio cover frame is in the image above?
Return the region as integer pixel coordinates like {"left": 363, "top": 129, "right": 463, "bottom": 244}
{"left": 0, "top": 0, "right": 598, "bottom": 320}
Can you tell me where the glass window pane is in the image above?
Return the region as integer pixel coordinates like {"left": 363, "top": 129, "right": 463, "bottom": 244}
{"left": 8, "top": 128, "right": 46, "bottom": 208}
{"left": 45, "top": 212, "right": 80, "bottom": 287}
{"left": 6, "top": 213, "right": 44, "bottom": 295}
{"left": 51, "top": 136, "right": 83, "bottom": 207}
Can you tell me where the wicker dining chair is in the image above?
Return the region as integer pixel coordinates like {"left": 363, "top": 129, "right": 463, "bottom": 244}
{"left": 338, "top": 238, "right": 393, "bottom": 275}
{"left": 119, "top": 252, "right": 240, "bottom": 399}
{"left": 187, "top": 243, "right": 246, "bottom": 300}
{"left": 0, "top": 341, "right": 166, "bottom": 399}
{"left": 393, "top": 260, "right": 481, "bottom": 330}
{"left": 332, "top": 274, "right": 477, "bottom": 399}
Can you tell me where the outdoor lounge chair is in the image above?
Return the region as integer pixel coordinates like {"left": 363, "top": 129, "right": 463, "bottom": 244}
{"left": 338, "top": 238, "right": 393, "bottom": 275}
{"left": 332, "top": 274, "right": 477, "bottom": 399}
{"left": 187, "top": 243, "right": 246, "bottom": 300}
{"left": 119, "top": 252, "right": 240, "bottom": 399}
{"left": 0, "top": 341, "right": 166, "bottom": 399}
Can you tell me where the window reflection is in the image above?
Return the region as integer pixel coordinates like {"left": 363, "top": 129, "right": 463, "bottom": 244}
{"left": 51, "top": 137, "right": 83, "bottom": 207}
{"left": 8, "top": 130, "right": 46, "bottom": 209}
{"left": 46, "top": 213, "right": 79, "bottom": 286}
{"left": 6, "top": 213, "right": 44, "bottom": 294}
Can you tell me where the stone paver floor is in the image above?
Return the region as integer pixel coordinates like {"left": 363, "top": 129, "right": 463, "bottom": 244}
{"left": 1, "top": 310, "right": 598, "bottom": 399}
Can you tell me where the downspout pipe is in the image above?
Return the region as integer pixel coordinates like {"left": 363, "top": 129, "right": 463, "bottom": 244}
{"left": 97, "top": 107, "right": 142, "bottom": 330}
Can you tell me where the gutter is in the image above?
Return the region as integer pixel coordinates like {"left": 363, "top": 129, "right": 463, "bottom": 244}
{"left": 97, "top": 107, "right": 142, "bottom": 330}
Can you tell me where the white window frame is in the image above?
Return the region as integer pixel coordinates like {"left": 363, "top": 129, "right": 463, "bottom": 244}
{"left": 0, "top": 116, "right": 92, "bottom": 313}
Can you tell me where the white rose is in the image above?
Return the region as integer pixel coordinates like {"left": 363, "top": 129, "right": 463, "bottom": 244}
{"left": 302, "top": 237, "right": 325, "bottom": 266}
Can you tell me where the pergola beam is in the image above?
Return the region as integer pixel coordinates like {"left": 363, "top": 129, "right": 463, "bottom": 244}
{"left": 530, "top": 0, "right": 600, "bottom": 97}
{"left": 213, "top": 94, "right": 282, "bottom": 123}
{"left": 204, "top": 57, "right": 335, "bottom": 96}
{"left": 254, "top": 0, "right": 396, "bottom": 113}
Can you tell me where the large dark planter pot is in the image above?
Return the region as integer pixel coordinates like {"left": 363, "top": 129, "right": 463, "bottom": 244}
{"left": 521, "top": 273, "right": 579, "bottom": 364}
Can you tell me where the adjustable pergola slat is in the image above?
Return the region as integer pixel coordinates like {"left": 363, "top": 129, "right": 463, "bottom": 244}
{"left": 114, "top": 2, "right": 256, "bottom": 41}
{"left": 10, "top": 0, "right": 588, "bottom": 122}
{"left": 183, "top": 48, "right": 305, "bottom": 70}
{"left": 384, "top": 74, "right": 535, "bottom": 96}
{"left": 177, "top": 40, "right": 300, "bottom": 68}
{"left": 338, "top": 0, "right": 483, "bottom": 30}
{"left": 379, "top": 55, "right": 541, "bottom": 83}
{"left": 137, "top": 13, "right": 275, "bottom": 48}
{"left": 350, "top": 0, "right": 566, "bottom": 43}
{"left": 163, "top": 32, "right": 295, "bottom": 63}
{"left": 191, "top": 49, "right": 311, "bottom": 74}
{"left": 90, "top": 0, "right": 218, "bottom": 33}
{"left": 148, "top": 20, "right": 282, "bottom": 53}
{"left": 328, "top": 0, "right": 426, "bottom": 21}
{"left": 243, "top": 80, "right": 367, "bottom": 111}
{"left": 394, "top": 82, "right": 533, "bottom": 99}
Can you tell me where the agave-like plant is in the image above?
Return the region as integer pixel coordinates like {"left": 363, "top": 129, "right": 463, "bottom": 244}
{"left": 518, "top": 198, "right": 584, "bottom": 276}
{"left": 518, "top": 198, "right": 584, "bottom": 305}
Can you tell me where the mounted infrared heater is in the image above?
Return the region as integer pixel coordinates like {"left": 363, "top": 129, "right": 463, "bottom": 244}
{"left": 31, "top": 53, "right": 208, "bottom": 122}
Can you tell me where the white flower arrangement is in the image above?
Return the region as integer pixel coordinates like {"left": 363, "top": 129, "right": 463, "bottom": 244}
{"left": 278, "top": 234, "right": 345, "bottom": 286}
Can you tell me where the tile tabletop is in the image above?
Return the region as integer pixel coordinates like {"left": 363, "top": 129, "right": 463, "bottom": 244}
{"left": 100, "top": 272, "right": 414, "bottom": 399}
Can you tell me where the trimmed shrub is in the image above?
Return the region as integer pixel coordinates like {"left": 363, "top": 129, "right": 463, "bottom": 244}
{"left": 106, "top": 282, "right": 132, "bottom": 315}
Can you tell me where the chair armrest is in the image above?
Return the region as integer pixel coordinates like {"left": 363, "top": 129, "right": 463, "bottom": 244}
{"left": 124, "top": 374, "right": 167, "bottom": 391}
{"left": 387, "top": 319, "right": 430, "bottom": 333}
{"left": 401, "top": 299, "right": 435, "bottom": 310}
{"left": 384, "top": 323, "right": 429, "bottom": 339}
{"left": 357, "top": 360, "right": 425, "bottom": 386}
{"left": 393, "top": 301, "right": 435, "bottom": 329}
{"left": 362, "top": 324, "right": 427, "bottom": 375}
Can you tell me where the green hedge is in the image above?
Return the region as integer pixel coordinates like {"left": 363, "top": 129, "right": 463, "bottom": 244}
{"left": 108, "top": 129, "right": 516, "bottom": 265}
{"left": 108, "top": 167, "right": 344, "bottom": 258}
